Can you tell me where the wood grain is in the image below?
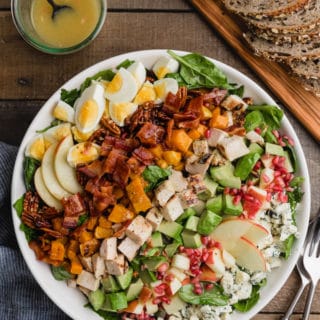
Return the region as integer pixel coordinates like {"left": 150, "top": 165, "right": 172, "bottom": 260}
{"left": 191, "top": 0, "right": 320, "bottom": 142}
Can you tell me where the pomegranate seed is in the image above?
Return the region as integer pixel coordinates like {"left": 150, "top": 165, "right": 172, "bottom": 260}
{"left": 243, "top": 194, "right": 254, "bottom": 201}
{"left": 262, "top": 173, "right": 271, "bottom": 183}
{"left": 214, "top": 242, "right": 222, "bottom": 249}
{"left": 194, "top": 288, "right": 203, "bottom": 295}
{"left": 185, "top": 248, "right": 194, "bottom": 256}
{"left": 286, "top": 187, "right": 294, "bottom": 192}
{"left": 224, "top": 187, "right": 230, "bottom": 195}
{"left": 201, "top": 236, "right": 210, "bottom": 245}
{"left": 272, "top": 130, "right": 279, "bottom": 138}
{"left": 179, "top": 246, "right": 185, "bottom": 253}
{"left": 164, "top": 274, "right": 174, "bottom": 282}
{"left": 205, "top": 283, "right": 214, "bottom": 290}
{"left": 272, "top": 156, "right": 280, "bottom": 166}
{"left": 205, "top": 129, "right": 211, "bottom": 139}
{"left": 274, "top": 170, "right": 281, "bottom": 177}
{"left": 253, "top": 161, "right": 262, "bottom": 170}
{"left": 274, "top": 177, "right": 285, "bottom": 187}
{"left": 233, "top": 195, "right": 242, "bottom": 205}
{"left": 157, "top": 263, "right": 169, "bottom": 273}
{"left": 255, "top": 127, "right": 262, "bottom": 134}
{"left": 202, "top": 252, "right": 209, "bottom": 262}
{"left": 152, "top": 297, "right": 162, "bottom": 304}
{"left": 266, "top": 192, "right": 272, "bottom": 201}
{"left": 161, "top": 296, "right": 170, "bottom": 304}
{"left": 278, "top": 192, "right": 288, "bottom": 203}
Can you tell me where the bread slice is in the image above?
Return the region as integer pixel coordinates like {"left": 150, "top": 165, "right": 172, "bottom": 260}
{"left": 296, "top": 77, "right": 320, "bottom": 96}
{"left": 289, "top": 59, "right": 320, "bottom": 79}
{"left": 244, "top": 31, "right": 320, "bottom": 61}
{"left": 244, "top": 0, "right": 320, "bottom": 35}
{"left": 222, "top": 0, "right": 310, "bottom": 18}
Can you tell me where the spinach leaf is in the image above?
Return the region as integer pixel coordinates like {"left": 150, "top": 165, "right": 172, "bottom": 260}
{"left": 77, "top": 213, "right": 89, "bottom": 226}
{"left": 61, "top": 88, "right": 80, "bottom": 107}
{"left": 168, "top": 50, "right": 232, "bottom": 90}
{"left": 247, "top": 105, "right": 283, "bottom": 129}
{"left": 79, "top": 69, "right": 115, "bottom": 94}
{"left": 228, "top": 84, "right": 245, "bottom": 97}
{"left": 36, "top": 119, "right": 63, "bottom": 133}
{"left": 142, "top": 165, "right": 171, "bottom": 191}
{"left": 288, "top": 185, "right": 304, "bottom": 212}
{"left": 283, "top": 234, "right": 295, "bottom": 259}
{"left": 51, "top": 265, "right": 72, "bottom": 281}
{"left": 20, "top": 223, "right": 39, "bottom": 242}
{"left": 234, "top": 285, "right": 260, "bottom": 312}
{"left": 116, "top": 59, "right": 135, "bottom": 70}
{"left": 179, "top": 284, "right": 228, "bottom": 306}
{"left": 263, "top": 127, "right": 278, "bottom": 144}
{"left": 290, "top": 176, "right": 304, "bottom": 188}
{"left": 244, "top": 110, "right": 264, "bottom": 132}
{"left": 13, "top": 195, "right": 25, "bottom": 217}
{"left": 23, "top": 157, "right": 40, "bottom": 191}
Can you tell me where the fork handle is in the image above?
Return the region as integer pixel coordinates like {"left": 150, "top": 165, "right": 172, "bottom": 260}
{"left": 282, "top": 281, "right": 309, "bottom": 320}
{"left": 303, "top": 281, "right": 317, "bottom": 320}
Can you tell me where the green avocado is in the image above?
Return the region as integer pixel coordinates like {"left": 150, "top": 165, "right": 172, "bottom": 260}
{"left": 88, "top": 289, "right": 105, "bottom": 311}
{"left": 126, "top": 278, "right": 144, "bottom": 302}
{"left": 107, "top": 292, "right": 128, "bottom": 311}
{"left": 223, "top": 194, "right": 243, "bottom": 216}
{"left": 197, "top": 210, "right": 222, "bottom": 235}
{"left": 182, "top": 230, "right": 202, "bottom": 248}
{"left": 101, "top": 275, "right": 120, "bottom": 293}
{"left": 185, "top": 215, "right": 200, "bottom": 232}
{"left": 206, "top": 194, "right": 223, "bottom": 214}
{"left": 116, "top": 267, "right": 133, "bottom": 290}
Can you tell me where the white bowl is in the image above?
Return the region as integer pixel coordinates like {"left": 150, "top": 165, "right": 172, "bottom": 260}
{"left": 11, "top": 49, "right": 311, "bottom": 320}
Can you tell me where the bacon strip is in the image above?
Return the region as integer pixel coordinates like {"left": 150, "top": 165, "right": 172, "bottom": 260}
{"left": 136, "top": 122, "right": 165, "bottom": 146}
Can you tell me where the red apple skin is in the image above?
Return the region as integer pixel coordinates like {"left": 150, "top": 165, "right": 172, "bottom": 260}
{"left": 247, "top": 186, "right": 267, "bottom": 203}
{"left": 206, "top": 249, "right": 215, "bottom": 265}
{"left": 199, "top": 265, "right": 218, "bottom": 283}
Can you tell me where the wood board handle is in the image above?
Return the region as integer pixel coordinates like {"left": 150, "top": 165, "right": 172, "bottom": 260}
{"left": 191, "top": 0, "right": 320, "bottom": 142}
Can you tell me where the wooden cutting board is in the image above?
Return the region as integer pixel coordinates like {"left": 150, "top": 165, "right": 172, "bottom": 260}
{"left": 191, "top": 0, "right": 320, "bottom": 142}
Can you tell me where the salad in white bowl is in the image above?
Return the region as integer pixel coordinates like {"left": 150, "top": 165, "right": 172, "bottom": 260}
{"left": 12, "top": 50, "right": 309, "bottom": 320}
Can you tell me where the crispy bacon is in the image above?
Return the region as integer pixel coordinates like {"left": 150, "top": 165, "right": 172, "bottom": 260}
{"left": 77, "top": 160, "right": 103, "bottom": 178}
{"left": 102, "top": 148, "right": 126, "bottom": 174}
{"left": 174, "top": 112, "right": 200, "bottom": 129}
{"left": 113, "top": 157, "right": 131, "bottom": 188}
{"left": 88, "top": 128, "right": 109, "bottom": 145}
{"left": 203, "top": 88, "right": 228, "bottom": 105}
{"left": 101, "top": 136, "right": 139, "bottom": 156}
{"left": 163, "top": 86, "right": 187, "bottom": 114}
{"left": 186, "top": 95, "right": 203, "bottom": 116}
{"left": 61, "top": 194, "right": 86, "bottom": 228}
{"left": 100, "top": 116, "right": 121, "bottom": 136}
{"left": 136, "top": 122, "right": 165, "bottom": 146}
{"left": 127, "top": 157, "right": 146, "bottom": 175}
{"left": 132, "top": 146, "right": 155, "bottom": 165}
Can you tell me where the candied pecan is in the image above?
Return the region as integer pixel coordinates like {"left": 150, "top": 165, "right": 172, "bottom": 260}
{"left": 40, "top": 228, "right": 63, "bottom": 238}
{"left": 100, "top": 116, "right": 121, "bottom": 136}
{"left": 76, "top": 168, "right": 90, "bottom": 187}
{"left": 243, "top": 97, "right": 253, "bottom": 105}
{"left": 23, "top": 191, "right": 40, "bottom": 217}
{"left": 38, "top": 206, "right": 62, "bottom": 218}
{"left": 88, "top": 128, "right": 109, "bottom": 145}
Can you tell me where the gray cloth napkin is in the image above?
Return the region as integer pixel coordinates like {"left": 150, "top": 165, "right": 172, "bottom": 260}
{"left": 0, "top": 142, "right": 70, "bottom": 320}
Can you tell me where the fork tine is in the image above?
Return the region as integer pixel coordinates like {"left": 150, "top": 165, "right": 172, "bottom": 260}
{"left": 307, "top": 212, "right": 320, "bottom": 255}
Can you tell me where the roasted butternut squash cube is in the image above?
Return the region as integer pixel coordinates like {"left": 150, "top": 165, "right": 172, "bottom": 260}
{"left": 126, "top": 177, "right": 152, "bottom": 213}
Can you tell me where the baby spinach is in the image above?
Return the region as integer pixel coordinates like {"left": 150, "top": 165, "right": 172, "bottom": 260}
{"left": 77, "top": 213, "right": 89, "bottom": 226}
{"left": 51, "top": 265, "right": 72, "bottom": 281}
{"left": 244, "top": 110, "right": 264, "bottom": 132}
{"left": 116, "top": 59, "right": 135, "bottom": 70}
{"left": 247, "top": 104, "right": 283, "bottom": 130}
{"left": 61, "top": 88, "right": 80, "bottom": 107}
{"left": 234, "top": 285, "right": 260, "bottom": 312}
{"left": 283, "top": 234, "right": 295, "bottom": 260}
{"left": 36, "top": 119, "right": 63, "bottom": 133}
{"left": 79, "top": 69, "right": 115, "bottom": 94}
{"left": 168, "top": 50, "right": 233, "bottom": 90}
{"left": 13, "top": 195, "right": 25, "bottom": 217}
{"left": 179, "top": 284, "right": 228, "bottom": 306}
{"left": 20, "top": 223, "right": 39, "bottom": 242}
{"left": 142, "top": 165, "right": 171, "bottom": 191}
{"left": 23, "top": 156, "right": 40, "bottom": 191}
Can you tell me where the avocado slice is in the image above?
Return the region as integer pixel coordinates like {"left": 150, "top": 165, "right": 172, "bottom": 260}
{"left": 158, "top": 221, "right": 183, "bottom": 239}
{"left": 142, "top": 256, "right": 166, "bottom": 271}
{"left": 165, "top": 242, "right": 181, "bottom": 257}
{"left": 116, "top": 267, "right": 133, "bottom": 290}
{"left": 108, "top": 292, "right": 128, "bottom": 311}
{"left": 176, "top": 207, "right": 197, "bottom": 222}
{"left": 234, "top": 152, "right": 260, "bottom": 181}
{"left": 198, "top": 175, "right": 218, "bottom": 200}
{"left": 100, "top": 294, "right": 115, "bottom": 312}
{"left": 249, "top": 143, "right": 264, "bottom": 155}
{"left": 150, "top": 231, "right": 163, "bottom": 247}
{"left": 126, "top": 278, "right": 144, "bottom": 302}
{"left": 139, "top": 269, "right": 157, "bottom": 284}
{"left": 265, "top": 142, "right": 284, "bottom": 156}
{"left": 182, "top": 230, "right": 202, "bottom": 248}
{"left": 210, "top": 163, "right": 241, "bottom": 189}
{"left": 101, "top": 275, "right": 120, "bottom": 293}
{"left": 206, "top": 195, "right": 223, "bottom": 214}
{"left": 185, "top": 215, "right": 200, "bottom": 232}
{"left": 223, "top": 194, "right": 243, "bottom": 216}
{"left": 197, "top": 210, "right": 222, "bottom": 235}
{"left": 88, "top": 289, "right": 105, "bottom": 311}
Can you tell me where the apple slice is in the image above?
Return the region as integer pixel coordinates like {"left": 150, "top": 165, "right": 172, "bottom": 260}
{"left": 247, "top": 186, "right": 267, "bottom": 204}
{"left": 42, "top": 142, "right": 71, "bottom": 200}
{"left": 244, "top": 222, "right": 269, "bottom": 245}
{"left": 206, "top": 248, "right": 226, "bottom": 277}
{"left": 54, "top": 135, "right": 82, "bottom": 194}
{"left": 34, "top": 167, "right": 62, "bottom": 210}
{"left": 199, "top": 265, "right": 218, "bottom": 283}
{"left": 228, "top": 236, "right": 266, "bottom": 272}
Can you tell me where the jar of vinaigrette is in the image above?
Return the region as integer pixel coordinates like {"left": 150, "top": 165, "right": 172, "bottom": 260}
{"left": 11, "top": 0, "right": 107, "bottom": 54}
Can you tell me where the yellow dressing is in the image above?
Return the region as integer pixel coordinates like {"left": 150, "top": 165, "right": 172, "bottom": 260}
{"left": 31, "top": 0, "right": 101, "bottom": 48}
{"left": 107, "top": 72, "right": 123, "bottom": 94}
{"left": 78, "top": 100, "right": 99, "bottom": 129}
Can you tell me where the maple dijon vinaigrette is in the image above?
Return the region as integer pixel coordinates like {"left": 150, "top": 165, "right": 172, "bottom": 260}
{"left": 31, "top": 0, "right": 102, "bottom": 48}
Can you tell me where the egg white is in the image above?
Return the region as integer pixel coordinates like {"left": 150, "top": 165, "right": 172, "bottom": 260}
{"left": 134, "top": 81, "right": 157, "bottom": 105}
{"left": 53, "top": 100, "right": 75, "bottom": 123}
{"left": 152, "top": 56, "right": 179, "bottom": 79}
{"left": 104, "top": 68, "right": 138, "bottom": 103}
{"left": 43, "top": 123, "right": 72, "bottom": 147}
{"left": 127, "top": 61, "right": 146, "bottom": 89}
{"left": 109, "top": 101, "right": 138, "bottom": 127}
{"left": 67, "top": 142, "right": 101, "bottom": 168}
{"left": 154, "top": 78, "right": 179, "bottom": 102}
{"left": 74, "top": 83, "right": 105, "bottom": 133}
{"left": 25, "top": 134, "right": 46, "bottom": 161}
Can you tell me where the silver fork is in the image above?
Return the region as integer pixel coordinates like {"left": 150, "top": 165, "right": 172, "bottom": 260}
{"left": 302, "top": 210, "right": 320, "bottom": 320}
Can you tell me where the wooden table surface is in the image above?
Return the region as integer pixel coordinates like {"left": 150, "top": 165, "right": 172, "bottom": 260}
{"left": 1, "top": 0, "right": 320, "bottom": 319}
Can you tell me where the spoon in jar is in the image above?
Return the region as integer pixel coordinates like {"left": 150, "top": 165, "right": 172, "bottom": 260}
{"left": 46, "top": 0, "right": 71, "bottom": 19}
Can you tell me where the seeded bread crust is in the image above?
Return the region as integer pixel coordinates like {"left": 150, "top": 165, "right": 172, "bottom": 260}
{"left": 289, "top": 59, "right": 320, "bottom": 79}
{"left": 244, "top": 0, "right": 320, "bottom": 34}
{"left": 244, "top": 32, "right": 320, "bottom": 61}
{"left": 222, "top": 0, "right": 310, "bottom": 18}
{"left": 296, "top": 77, "right": 320, "bottom": 96}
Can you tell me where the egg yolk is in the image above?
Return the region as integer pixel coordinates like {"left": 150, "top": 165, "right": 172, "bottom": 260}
{"left": 29, "top": 138, "right": 45, "bottom": 161}
{"left": 155, "top": 66, "right": 169, "bottom": 79}
{"left": 70, "top": 143, "right": 99, "bottom": 165}
{"left": 111, "top": 102, "right": 136, "bottom": 125}
{"left": 134, "top": 83, "right": 156, "bottom": 105}
{"left": 71, "top": 126, "right": 93, "bottom": 142}
{"left": 78, "top": 100, "right": 99, "bottom": 129}
{"left": 53, "top": 105, "right": 68, "bottom": 121}
{"left": 107, "top": 72, "right": 123, "bottom": 94}
{"left": 154, "top": 82, "right": 167, "bottom": 99}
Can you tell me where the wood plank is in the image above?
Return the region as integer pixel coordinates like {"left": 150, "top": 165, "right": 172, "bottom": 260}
{"left": 0, "top": 11, "right": 258, "bottom": 100}
{"left": 191, "top": 0, "right": 320, "bottom": 142}
{"left": 0, "top": 0, "right": 191, "bottom": 10}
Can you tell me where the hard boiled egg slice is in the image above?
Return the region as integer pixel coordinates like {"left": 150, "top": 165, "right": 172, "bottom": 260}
{"left": 104, "top": 68, "right": 138, "bottom": 103}
{"left": 134, "top": 81, "right": 157, "bottom": 105}
{"left": 109, "top": 101, "right": 138, "bottom": 127}
{"left": 25, "top": 134, "right": 46, "bottom": 161}
{"left": 75, "top": 83, "right": 105, "bottom": 133}
{"left": 127, "top": 61, "right": 146, "bottom": 89}
{"left": 43, "top": 123, "right": 72, "bottom": 147}
{"left": 152, "top": 56, "right": 179, "bottom": 79}
{"left": 67, "top": 142, "right": 101, "bottom": 168}
{"left": 154, "top": 78, "right": 179, "bottom": 103}
{"left": 71, "top": 126, "right": 95, "bottom": 143}
{"left": 52, "top": 100, "right": 75, "bottom": 123}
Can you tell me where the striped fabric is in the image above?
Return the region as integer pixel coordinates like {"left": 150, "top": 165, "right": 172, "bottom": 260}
{"left": 0, "top": 142, "right": 69, "bottom": 320}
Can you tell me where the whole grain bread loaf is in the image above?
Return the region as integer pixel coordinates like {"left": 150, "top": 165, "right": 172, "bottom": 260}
{"left": 244, "top": 31, "right": 320, "bottom": 61}
{"left": 296, "top": 77, "right": 320, "bottom": 96}
{"left": 289, "top": 59, "right": 320, "bottom": 78}
{"left": 244, "top": 0, "right": 320, "bottom": 35}
{"left": 223, "top": 0, "right": 310, "bottom": 18}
